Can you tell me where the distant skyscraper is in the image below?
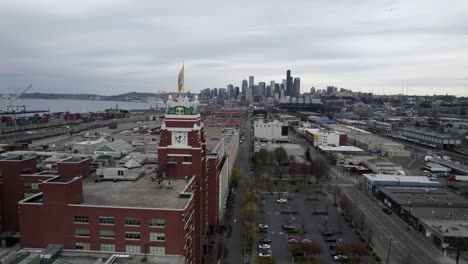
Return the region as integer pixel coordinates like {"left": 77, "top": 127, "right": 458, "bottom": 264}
{"left": 266, "top": 85, "right": 272, "bottom": 97}
{"left": 227, "top": 84, "right": 234, "bottom": 98}
{"left": 246, "top": 87, "right": 253, "bottom": 102}
{"left": 286, "top": 70, "right": 293, "bottom": 96}
{"left": 274, "top": 83, "right": 280, "bottom": 94}
{"left": 310, "top": 87, "right": 316, "bottom": 95}
{"left": 259, "top": 82, "right": 266, "bottom": 96}
{"left": 234, "top": 86, "right": 240, "bottom": 98}
{"left": 294, "top": 77, "right": 301, "bottom": 96}
{"left": 241, "top": 79, "right": 248, "bottom": 96}
{"left": 270, "top": 80, "right": 276, "bottom": 92}
{"left": 249, "top": 76, "right": 254, "bottom": 88}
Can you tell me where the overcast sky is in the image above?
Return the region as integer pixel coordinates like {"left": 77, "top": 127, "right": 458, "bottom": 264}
{"left": 1, "top": 0, "right": 467, "bottom": 96}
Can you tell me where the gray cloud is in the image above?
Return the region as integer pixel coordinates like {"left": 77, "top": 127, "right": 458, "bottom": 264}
{"left": 0, "top": 0, "right": 467, "bottom": 96}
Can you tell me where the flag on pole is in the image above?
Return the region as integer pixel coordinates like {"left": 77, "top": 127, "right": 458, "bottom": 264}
{"left": 178, "top": 64, "right": 184, "bottom": 93}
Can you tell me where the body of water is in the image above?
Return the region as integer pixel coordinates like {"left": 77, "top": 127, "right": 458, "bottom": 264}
{"left": 4, "top": 98, "right": 165, "bottom": 113}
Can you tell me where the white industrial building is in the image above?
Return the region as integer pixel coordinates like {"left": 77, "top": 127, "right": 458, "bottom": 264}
{"left": 254, "top": 120, "right": 289, "bottom": 142}
{"left": 362, "top": 174, "right": 442, "bottom": 192}
{"left": 71, "top": 137, "right": 108, "bottom": 155}
{"left": 96, "top": 159, "right": 146, "bottom": 181}
{"left": 94, "top": 139, "right": 133, "bottom": 158}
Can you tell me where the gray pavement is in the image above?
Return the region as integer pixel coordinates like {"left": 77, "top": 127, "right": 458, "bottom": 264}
{"left": 222, "top": 117, "right": 252, "bottom": 264}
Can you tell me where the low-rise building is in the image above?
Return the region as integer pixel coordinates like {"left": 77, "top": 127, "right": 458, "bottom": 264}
{"left": 362, "top": 158, "right": 403, "bottom": 175}
{"left": 94, "top": 140, "right": 133, "bottom": 158}
{"left": 254, "top": 120, "right": 289, "bottom": 142}
{"left": 399, "top": 127, "right": 463, "bottom": 149}
{"left": 327, "top": 124, "right": 410, "bottom": 157}
{"left": 362, "top": 174, "right": 442, "bottom": 192}
{"left": 71, "top": 137, "right": 108, "bottom": 155}
{"left": 376, "top": 187, "right": 468, "bottom": 251}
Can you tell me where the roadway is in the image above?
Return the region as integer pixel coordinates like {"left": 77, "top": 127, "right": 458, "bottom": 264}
{"left": 289, "top": 130, "right": 458, "bottom": 264}
{"left": 222, "top": 116, "right": 252, "bottom": 264}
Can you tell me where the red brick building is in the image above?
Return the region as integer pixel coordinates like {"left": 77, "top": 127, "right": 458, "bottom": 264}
{"left": 2, "top": 96, "right": 221, "bottom": 264}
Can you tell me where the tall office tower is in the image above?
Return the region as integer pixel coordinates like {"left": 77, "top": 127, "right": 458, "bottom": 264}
{"left": 234, "top": 86, "right": 240, "bottom": 98}
{"left": 266, "top": 85, "right": 272, "bottom": 97}
{"left": 294, "top": 77, "right": 301, "bottom": 96}
{"left": 241, "top": 79, "right": 248, "bottom": 96}
{"left": 326, "top": 86, "right": 334, "bottom": 95}
{"left": 249, "top": 76, "right": 254, "bottom": 88}
{"left": 259, "top": 82, "right": 266, "bottom": 96}
{"left": 310, "top": 87, "right": 316, "bottom": 95}
{"left": 227, "top": 84, "right": 234, "bottom": 98}
{"left": 286, "top": 70, "right": 293, "bottom": 96}
{"left": 333, "top": 87, "right": 338, "bottom": 93}
{"left": 282, "top": 79, "right": 287, "bottom": 89}
{"left": 270, "top": 80, "right": 276, "bottom": 92}
{"left": 212, "top": 88, "right": 218, "bottom": 97}
{"left": 274, "top": 83, "right": 280, "bottom": 94}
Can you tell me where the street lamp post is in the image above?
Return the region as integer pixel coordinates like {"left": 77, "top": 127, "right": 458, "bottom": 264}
{"left": 385, "top": 236, "right": 398, "bottom": 264}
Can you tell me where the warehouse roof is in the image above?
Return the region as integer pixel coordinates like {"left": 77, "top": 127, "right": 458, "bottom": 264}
{"left": 81, "top": 173, "right": 193, "bottom": 209}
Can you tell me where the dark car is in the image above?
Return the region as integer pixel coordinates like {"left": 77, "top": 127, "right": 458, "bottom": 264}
{"left": 259, "top": 238, "right": 272, "bottom": 244}
{"left": 282, "top": 224, "right": 296, "bottom": 231}
{"left": 382, "top": 208, "right": 392, "bottom": 215}
{"left": 324, "top": 237, "right": 337, "bottom": 242}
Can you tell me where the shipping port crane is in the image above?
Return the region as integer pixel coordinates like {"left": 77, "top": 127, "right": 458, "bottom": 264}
{"left": 1, "top": 84, "right": 32, "bottom": 112}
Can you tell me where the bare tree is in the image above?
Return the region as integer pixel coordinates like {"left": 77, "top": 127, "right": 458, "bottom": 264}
{"left": 310, "top": 156, "right": 331, "bottom": 184}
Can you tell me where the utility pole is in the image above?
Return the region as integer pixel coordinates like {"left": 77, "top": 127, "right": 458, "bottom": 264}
{"left": 386, "top": 236, "right": 398, "bottom": 264}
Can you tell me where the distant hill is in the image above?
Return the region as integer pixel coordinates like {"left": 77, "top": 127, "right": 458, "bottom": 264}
{"left": 19, "top": 92, "right": 165, "bottom": 102}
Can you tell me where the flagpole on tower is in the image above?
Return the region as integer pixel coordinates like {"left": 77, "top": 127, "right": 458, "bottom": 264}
{"left": 178, "top": 61, "right": 184, "bottom": 97}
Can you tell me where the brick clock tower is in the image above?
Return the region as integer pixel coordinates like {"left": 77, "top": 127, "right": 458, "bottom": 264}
{"left": 158, "top": 95, "right": 207, "bottom": 264}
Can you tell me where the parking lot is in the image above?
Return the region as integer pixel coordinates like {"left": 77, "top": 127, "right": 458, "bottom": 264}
{"left": 256, "top": 190, "right": 376, "bottom": 263}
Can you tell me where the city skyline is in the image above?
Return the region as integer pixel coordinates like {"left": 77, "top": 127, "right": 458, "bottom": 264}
{"left": 1, "top": 1, "right": 468, "bottom": 96}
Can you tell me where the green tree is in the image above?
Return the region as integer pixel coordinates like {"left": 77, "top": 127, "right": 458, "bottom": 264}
{"left": 243, "top": 202, "right": 259, "bottom": 224}
{"left": 231, "top": 168, "right": 244, "bottom": 188}
{"left": 245, "top": 191, "right": 260, "bottom": 204}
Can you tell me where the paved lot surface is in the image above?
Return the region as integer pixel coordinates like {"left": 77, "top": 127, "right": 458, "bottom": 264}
{"left": 259, "top": 191, "right": 375, "bottom": 263}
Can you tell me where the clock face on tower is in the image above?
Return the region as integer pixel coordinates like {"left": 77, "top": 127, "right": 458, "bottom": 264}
{"left": 172, "top": 131, "right": 188, "bottom": 145}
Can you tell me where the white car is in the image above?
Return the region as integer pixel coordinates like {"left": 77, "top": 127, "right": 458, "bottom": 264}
{"left": 334, "top": 255, "right": 348, "bottom": 261}
{"left": 258, "top": 243, "right": 271, "bottom": 250}
{"left": 258, "top": 250, "right": 271, "bottom": 257}
{"left": 258, "top": 224, "right": 269, "bottom": 230}
{"left": 276, "top": 198, "right": 287, "bottom": 203}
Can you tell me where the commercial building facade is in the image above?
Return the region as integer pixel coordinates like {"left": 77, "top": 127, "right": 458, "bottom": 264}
{"left": 254, "top": 120, "right": 289, "bottom": 142}
{"left": 399, "top": 128, "right": 463, "bottom": 149}
{"left": 2, "top": 96, "right": 226, "bottom": 264}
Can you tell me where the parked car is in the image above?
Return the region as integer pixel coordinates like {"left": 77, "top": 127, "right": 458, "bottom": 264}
{"left": 276, "top": 198, "right": 287, "bottom": 203}
{"left": 334, "top": 255, "right": 348, "bottom": 261}
{"left": 282, "top": 224, "right": 296, "bottom": 231}
{"left": 258, "top": 249, "right": 271, "bottom": 257}
{"left": 259, "top": 238, "right": 272, "bottom": 244}
{"left": 258, "top": 243, "right": 271, "bottom": 250}
{"left": 258, "top": 224, "right": 269, "bottom": 230}
{"left": 382, "top": 208, "right": 392, "bottom": 215}
{"left": 324, "top": 237, "right": 337, "bottom": 242}
{"left": 288, "top": 238, "right": 300, "bottom": 243}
